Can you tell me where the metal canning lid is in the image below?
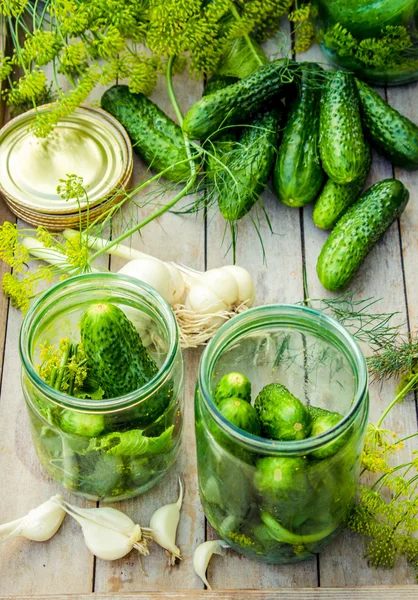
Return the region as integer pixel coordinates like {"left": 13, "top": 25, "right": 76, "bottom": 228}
{"left": 0, "top": 104, "right": 132, "bottom": 216}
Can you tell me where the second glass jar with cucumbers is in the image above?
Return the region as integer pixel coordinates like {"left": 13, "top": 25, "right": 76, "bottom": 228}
{"left": 195, "top": 305, "right": 369, "bottom": 563}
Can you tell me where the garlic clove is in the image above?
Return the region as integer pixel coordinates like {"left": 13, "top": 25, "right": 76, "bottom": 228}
{"left": 0, "top": 495, "right": 66, "bottom": 543}
{"left": 149, "top": 478, "right": 184, "bottom": 565}
{"left": 53, "top": 499, "right": 151, "bottom": 561}
{"left": 221, "top": 265, "right": 255, "bottom": 306}
{"left": 193, "top": 540, "right": 227, "bottom": 589}
{"left": 80, "top": 520, "right": 137, "bottom": 561}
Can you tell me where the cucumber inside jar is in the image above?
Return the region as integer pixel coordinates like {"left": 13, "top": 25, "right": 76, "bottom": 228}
{"left": 29, "top": 301, "right": 180, "bottom": 500}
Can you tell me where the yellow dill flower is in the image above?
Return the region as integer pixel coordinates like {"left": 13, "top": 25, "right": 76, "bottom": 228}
{"left": 88, "top": 26, "right": 124, "bottom": 60}
{"left": 59, "top": 42, "right": 89, "bottom": 77}
{"left": 0, "top": 222, "right": 29, "bottom": 271}
{"left": 36, "top": 227, "right": 55, "bottom": 249}
{"left": 6, "top": 70, "right": 49, "bottom": 106}
{"left": 288, "top": 4, "right": 311, "bottom": 22}
{"left": 228, "top": 531, "right": 254, "bottom": 547}
{"left": 32, "top": 68, "right": 100, "bottom": 137}
{"left": 19, "top": 30, "right": 62, "bottom": 68}
{"left": 49, "top": 0, "right": 90, "bottom": 37}
{"left": 0, "top": 53, "right": 12, "bottom": 82}
{"left": 0, "top": 0, "right": 27, "bottom": 17}
{"left": 129, "top": 57, "right": 161, "bottom": 96}
{"left": 2, "top": 272, "right": 33, "bottom": 312}
{"left": 38, "top": 342, "right": 62, "bottom": 382}
{"left": 57, "top": 174, "right": 86, "bottom": 202}
{"left": 294, "top": 20, "right": 315, "bottom": 53}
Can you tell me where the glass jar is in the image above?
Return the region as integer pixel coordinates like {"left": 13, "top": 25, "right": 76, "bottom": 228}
{"left": 313, "top": 0, "right": 418, "bottom": 85}
{"left": 20, "top": 273, "right": 184, "bottom": 501}
{"left": 195, "top": 305, "right": 369, "bottom": 563}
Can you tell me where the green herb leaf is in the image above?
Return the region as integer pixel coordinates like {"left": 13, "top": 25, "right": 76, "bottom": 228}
{"left": 86, "top": 425, "right": 174, "bottom": 456}
{"left": 216, "top": 36, "right": 267, "bottom": 79}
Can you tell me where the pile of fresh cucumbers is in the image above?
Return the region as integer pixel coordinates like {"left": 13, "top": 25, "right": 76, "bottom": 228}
{"left": 101, "top": 58, "right": 416, "bottom": 292}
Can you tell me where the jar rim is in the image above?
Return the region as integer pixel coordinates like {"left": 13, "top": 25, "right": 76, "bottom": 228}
{"left": 198, "top": 303, "right": 368, "bottom": 454}
{"left": 19, "top": 272, "right": 179, "bottom": 412}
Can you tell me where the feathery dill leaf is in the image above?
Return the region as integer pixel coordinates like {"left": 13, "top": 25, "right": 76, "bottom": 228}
{"left": 323, "top": 23, "right": 418, "bottom": 72}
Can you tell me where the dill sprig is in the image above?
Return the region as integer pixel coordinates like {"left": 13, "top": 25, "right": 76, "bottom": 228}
{"left": 0, "top": 0, "right": 299, "bottom": 135}
{"left": 323, "top": 23, "right": 418, "bottom": 72}
{"left": 307, "top": 292, "right": 403, "bottom": 350}
{"left": 308, "top": 290, "right": 418, "bottom": 578}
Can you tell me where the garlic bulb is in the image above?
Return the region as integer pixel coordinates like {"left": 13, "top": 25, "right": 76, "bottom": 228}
{"left": 193, "top": 540, "right": 228, "bottom": 589}
{"left": 0, "top": 495, "right": 66, "bottom": 543}
{"left": 149, "top": 478, "right": 183, "bottom": 565}
{"left": 24, "top": 230, "right": 257, "bottom": 349}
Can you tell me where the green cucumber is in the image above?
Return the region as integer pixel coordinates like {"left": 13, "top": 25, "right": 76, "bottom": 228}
{"left": 203, "top": 75, "right": 239, "bottom": 97}
{"left": 317, "top": 179, "right": 409, "bottom": 291}
{"left": 214, "top": 372, "right": 252, "bottom": 405}
{"left": 319, "top": 71, "right": 368, "bottom": 184}
{"left": 313, "top": 142, "right": 371, "bottom": 230}
{"left": 101, "top": 85, "right": 190, "bottom": 182}
{"left": 80, "top": 302, "right": 158, "bottom": 398}
{"left": 214, "top": 109, "right": 281, "bottom": 221}
{"left": 183, "top": 59, "right": 298, "bottom": 140}
{"left": 273, "top": 64, "right": 324, "bottom": 207}
{"left": 217, "top": 397, "right": 261, "bottom": 436}
{"left": 355, "top": 78, "right": 418, "bottom": 169}
{"left": 254, "top": 383, "right": 311, "bottom": 441}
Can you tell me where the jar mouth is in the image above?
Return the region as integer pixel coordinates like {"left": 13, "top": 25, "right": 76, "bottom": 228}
{"left": 198, "top": 304, "right": 368, "bottom": 454}
{"left": 19, "top": 273, "right": 179, "bottom": 412}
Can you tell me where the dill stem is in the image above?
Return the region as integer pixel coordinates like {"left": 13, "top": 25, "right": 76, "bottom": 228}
{"left": 54, "top": 342, "right": 72, "bottom": 391}
{"left": 229, "top": 3, "right": 265, "bottom": 68}
{"left": 88, "top": 55, "right": 197, "bottom": 263}
{"left": 376, "top": 371, "right": 418, "bottom": 428}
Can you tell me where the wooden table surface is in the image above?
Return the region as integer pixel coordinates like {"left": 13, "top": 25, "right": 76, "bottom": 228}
{"left": 0, "top": 31, "right": 417, "bottom": 599}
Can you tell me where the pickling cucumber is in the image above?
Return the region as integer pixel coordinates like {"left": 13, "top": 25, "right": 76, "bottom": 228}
{"left": 313, "top": 142, "right": 371, "bottom": 230}
{"left": 81, "top": 302, "right": 158, "bottom": 398}
{"left": 355, "top": 78, "right": 418, "bottom": 170}
{"left": 101, "top": 85, "right": 190, "bottom": 182}
{"left": 203, "top": 75, "right": 239, "bottom": 97}
{"left": 273, "top": 64, "right": 324, "bottom": 207}
{"left": 183, "top": 59, "right": 298, "bottom": 140}
{"left": 319, "top": 71, "right": 368, "bottom": 184}
{"left": 317, "top": 179, "right": 409, "bottom": 291}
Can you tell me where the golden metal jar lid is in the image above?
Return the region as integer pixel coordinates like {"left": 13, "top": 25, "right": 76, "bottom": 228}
{"left": 0, "top": 104, "right": 132, "bottom": 215}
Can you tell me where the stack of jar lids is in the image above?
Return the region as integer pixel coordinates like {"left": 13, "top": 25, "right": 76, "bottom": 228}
{"left": 0, "top": 104, "right": 133, "bottom": 230}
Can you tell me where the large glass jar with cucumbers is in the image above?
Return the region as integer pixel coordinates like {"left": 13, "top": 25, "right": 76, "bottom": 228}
{"left": 313, "top": 0, "right": 418, "bottom": 85}
{"left": 195, "top": 305, "right": 369, "bottom": 563}
{"left": 20, "top": 273, "right": 184, "bottom": 501}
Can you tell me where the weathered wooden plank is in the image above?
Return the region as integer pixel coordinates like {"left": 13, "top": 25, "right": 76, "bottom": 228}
{"left": 386, "top": 83, "right": 418, "bottom": 332}
{"left": 299, "top": 45, "right": 417, "bottom": 586}
{"left": 2, "top": 586, "right": 417, "bottom": 600}
{"left": 92, "top": 70, "right": 206, "bottom": 593}
{"left": 0, "top": 19, "right": 14, "bottom": 383}
{"left": 203, "top": 25, "right": 318, "bottom": 591}
{"left": 0, "top": 74, "right": 113, "bottom": 595}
